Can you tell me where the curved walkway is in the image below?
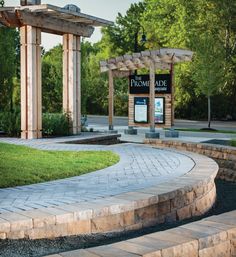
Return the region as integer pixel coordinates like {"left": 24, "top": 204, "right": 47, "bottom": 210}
{"left": 0, "top": 135, "right": 218, "bottom": 240}
{"left": 0, "top": 136, "right": 194, "bottom": 214}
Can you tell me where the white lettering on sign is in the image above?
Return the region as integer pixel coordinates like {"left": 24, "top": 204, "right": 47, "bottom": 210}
{"left": 131, "top": 79, "right": 168, "bottom": 88}
{"left": 130, "top": 79, "right": 149, "bottom": 87}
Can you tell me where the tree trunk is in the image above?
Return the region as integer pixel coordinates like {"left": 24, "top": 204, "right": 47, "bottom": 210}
{"left": 208, "top": 95, "right": 211, "bottom": 128}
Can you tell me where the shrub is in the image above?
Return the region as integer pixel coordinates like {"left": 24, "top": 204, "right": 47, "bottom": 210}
{"left": 230, "top": 139, "right": 236, "bottom": 147}
{"left": 42, "top": 113, "right": 72, "bottom": 137}
{"left": 0, "top": 109, "right": 21, "bottom": 137}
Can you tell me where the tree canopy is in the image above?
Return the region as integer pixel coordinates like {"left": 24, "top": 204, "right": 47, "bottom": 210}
{"left": 0, "top": 0, "right": 235, "bottom": 121}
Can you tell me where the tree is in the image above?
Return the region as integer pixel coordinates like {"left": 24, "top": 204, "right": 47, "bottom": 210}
{"left": 42, "top": 45, "right": 63, "bottom": 113}
{"left": 192, "top": 33, "right": 225, "bottom": 128}
{"left": 102, "top": 2, "right": 147, "bottom": 56}
{"left": 0, "top": 27, "right": 19, "bottom": 111}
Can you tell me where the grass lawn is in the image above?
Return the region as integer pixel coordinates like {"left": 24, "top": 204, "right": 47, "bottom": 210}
{"left": 170, "top": 128, "right": 236, "bottom": 134}
{"left": 230, "top": 139, "right": 236, "bottom": 147}
{"left": 0, "top": 143, "right": 119, "bottom": 188}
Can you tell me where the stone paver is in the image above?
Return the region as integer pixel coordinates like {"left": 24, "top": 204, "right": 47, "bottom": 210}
{"left": 0, "top": 135, "right": 194, "bottom": 214}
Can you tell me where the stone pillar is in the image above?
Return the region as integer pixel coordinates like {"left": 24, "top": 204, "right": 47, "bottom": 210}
{"left": 20, "top": 25, "right": 42, "bottom": 139}
{"left": 63, "top": 34, "right": 81, "bottom": 134}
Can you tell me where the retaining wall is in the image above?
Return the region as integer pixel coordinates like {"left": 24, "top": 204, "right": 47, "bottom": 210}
{"left": 48, "top": 210, "right": 236, "bottom": 257}
{"left": 0, "top": 151, "right": 218, "bottom": 240}
{"left": 145, "top": 139, "right": 236, "bottom": 182}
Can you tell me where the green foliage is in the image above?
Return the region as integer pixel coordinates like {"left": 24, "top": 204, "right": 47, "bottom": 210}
{"left": 230, "top": 139, "right": 236, "bottom": 147}
{"left": 0, "top": 28, "right": 20, "bottom": 111}
{"left": 0, "top": 109, "right": 21, "bottom": 137}
{"left": 102, "top": 2, "right": 147, "bottom": 55}
{"left": 42, "top": 113, "right": 71, "bottom": 137}
{"left": 0, "top": 142, "right": 120, "bottom": 188}
{"left": 42, "top": 45, "right": 63, "bottom": 113}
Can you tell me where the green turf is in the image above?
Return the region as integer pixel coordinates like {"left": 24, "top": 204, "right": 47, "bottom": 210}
{"left": 0, "top": 142, "right": 119, "bottom": 188}
{"left": 230, "top": 139, "right": 236, "bottom": 147}
{"left": 168, "top": 128, "right": 236, "bottom": 134}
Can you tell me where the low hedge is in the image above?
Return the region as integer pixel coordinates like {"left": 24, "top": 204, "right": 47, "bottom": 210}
{"left": 0, "top": 111, "right": 72, "bottom": 137}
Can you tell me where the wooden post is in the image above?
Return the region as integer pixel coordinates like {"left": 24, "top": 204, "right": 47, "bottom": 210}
{"left": 63, "top": 34, "right": 81, "bottom": 134}
{"left": 20, "top": 25, "right": 42, "bottom": 139}
{"left": 108, "top": 69, "right": 114, "bottom": 130}
{"left": 149, "top": 61, "right": 155, "bottom": 132}
{"left": 170, "top": 63, "right": 175, "bottom": 126}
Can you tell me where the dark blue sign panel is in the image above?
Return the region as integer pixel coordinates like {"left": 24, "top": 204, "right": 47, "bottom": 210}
{"left": 134, "top": 97, "right": 149, "bottom": 123}
{"left": 155, "top": 97, "right": 165, "bottom": 124}
{"left": 129, "top": 74, "right": 171, "bottom": 94}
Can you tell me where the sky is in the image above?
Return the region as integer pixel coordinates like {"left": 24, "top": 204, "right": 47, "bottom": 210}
{"left": 5, "top": 0, "right": 140, "bottom": 50}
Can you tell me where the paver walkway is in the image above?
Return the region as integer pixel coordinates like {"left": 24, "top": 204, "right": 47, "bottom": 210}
{"left": 0, "top": 135, "right": 194, "bottom": 214}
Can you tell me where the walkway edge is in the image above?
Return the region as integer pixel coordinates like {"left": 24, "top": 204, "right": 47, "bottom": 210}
{"left": 0, "top": 151, "right": 218, "bottom": 240}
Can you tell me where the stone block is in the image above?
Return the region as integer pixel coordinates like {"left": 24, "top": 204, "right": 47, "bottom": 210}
{"left": 134, "top": 204, "right": 158, "bottom": 223}
{"left": 206, "top": 211, "right": 236, "bottom": 226}
{"left": 91, "top": 213, "right": 124, "bottom": 233}
{"left": 165, "top": 130, "right": 179, "bottom": 138}
{"left": 142, "top": 251, "right": 162, "bottom": 257}
{"left": 161, "top": 240, "right": 198, "bottom": 257}
{"left": 0, "top": 213, "right": 33, "bottom": 232}
{"left": 199, "top": 240, "right": 231, "bottom": 257}
{"left": 21, "top": 210, "right": 56, "bottom": 228}
{"left": 181, "top": 223, "right": 227, "bottom": 250}
{"left": 177, "top": 205, "right": 192, "bottom": 220}
{"left": 147, "top": 229, "right": 195, "bottom": 244}
{"left": 158, "top": 200, "right": 170, "bottom": 215}
{"left": 67, "top": 220, "right": 91, "bottom": 235}
{"left": 43, "top": 207, "right": 74, "bottom": 224}
{"left": 0, "top": 233, "right": 6, "bottom": 239}
{"left": 88, "top": 245, "right": 140, "bottom": 257}
{"left": 60, "top": 249, "right": 100, "bottom": 257}
{"left": 26, "top": 223, "right": 68, "bottom": 239}
{"left": 0, "top": 217, "right": 10, "bottom": 233}
{"left": 7, "top": 230, "right": 25, "bottom": 239}
{"left": 125, "top": 223, "right": 142, "bottom": 232}
{"left": 165, "top": 211, "right": 177, "bottom": 223}
{"left": 231, "top": 238, "right": 236, "bottom": 256}
{"left": 123, "top": 210, "right": 134, "bottom": 227}
{"left": 129, "top": 236, "right": 176, "bottom": 251}
{"left": 171, "top": 195, "right": 185, "bottom": 209}
{"left": 124, "top": 127, "right": 138, "bottom": 135}
{"left": 145, "top": 132, "right": 160, "bottom": 139}
{"left": 113, "top": 241, "right": 155, "bottom": 255}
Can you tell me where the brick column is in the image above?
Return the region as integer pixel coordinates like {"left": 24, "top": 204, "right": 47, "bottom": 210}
{"left": 63, "top": 34, "right": 81, "bottom": 134}
{"left": 20, "top": 25, "right": 42, "bottom": 139}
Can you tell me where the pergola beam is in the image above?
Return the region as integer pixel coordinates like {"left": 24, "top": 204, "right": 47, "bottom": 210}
{"left": 16, "top": 11, "right": 95, "bottom": 37}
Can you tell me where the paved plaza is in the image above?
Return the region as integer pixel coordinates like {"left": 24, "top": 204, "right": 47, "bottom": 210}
{"left": 0, "top": 135, "right": 194, "bottom": 214}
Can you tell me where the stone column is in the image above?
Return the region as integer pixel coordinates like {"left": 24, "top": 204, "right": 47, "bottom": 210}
{"left": 63, "top": 34, "right": 81, "bottom": 134}
{"left": 20, "top": 25, "right": 42, "bottom": 139}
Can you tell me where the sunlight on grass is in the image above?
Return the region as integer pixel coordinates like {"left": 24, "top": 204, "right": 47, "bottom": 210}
{"left": 0, "top": 143, "right": 119, "bottom": 188}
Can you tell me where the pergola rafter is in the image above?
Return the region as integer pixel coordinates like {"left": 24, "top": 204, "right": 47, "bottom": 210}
{"left": 100, "top": 49, "right": 193, "bottom": 73}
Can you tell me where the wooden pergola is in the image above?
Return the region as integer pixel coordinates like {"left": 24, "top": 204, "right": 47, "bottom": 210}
{"left": 100, "top": 48, "right": 193, "bottom": 134}
{"left": 0, "top": 2, "right": 112, "bottom": 139}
